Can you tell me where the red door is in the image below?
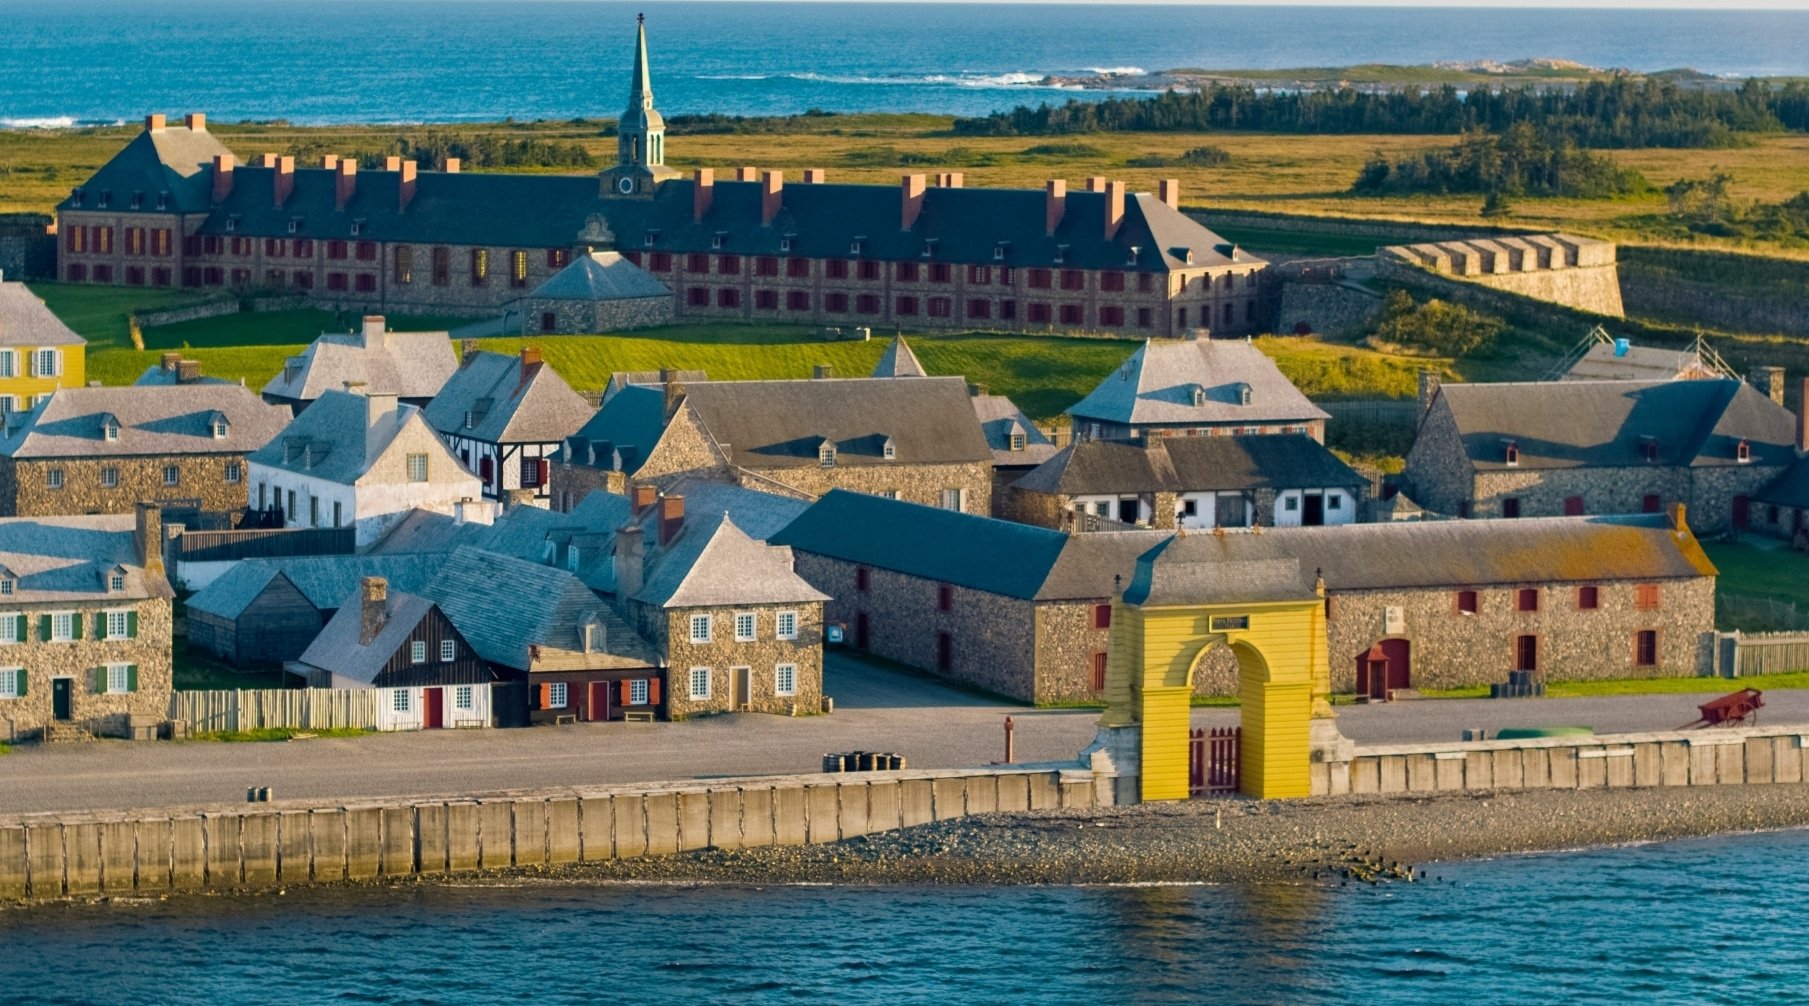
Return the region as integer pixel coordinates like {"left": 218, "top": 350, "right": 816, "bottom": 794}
{"left": 423, "top": 687, "right": 444, "bottom": 729}
{"left": 588, "top": 681, "right": 610, "bottom": 722}
{"left": 855, "top": 612, "right": 870, "bottom": 650}
{"left": 1733, "top": 495, "right": 1751, "bottom": 530}
{"left": 1356, "top": 640, "right": 1411, "bottom": 699}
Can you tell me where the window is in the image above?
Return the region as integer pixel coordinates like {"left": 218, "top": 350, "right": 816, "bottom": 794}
{"left": 776, "top": 610, "right": 798, "bottom": 640}
{"left": 511, "top": 250, "right": 529, "bottom": 288}
{"left": 1009, "top": 433, "right": 1026, "bottom": 452}
{"left": 688, "top": 668, "right": 711, "bottom": 700}
{"left": 470, "top": 248, "right": 489, "bottom": 286}
{"left": 1635, "top": 630, "right": 1658, "bottom": 667}
{"left": 855, "top": 567, "right": 870, "bottom": 592}
{"left": 225, "top": 461, "right": 242, "bottom": 484}
{"left": 928, "top": 297, "right": 952, "bottom": 318}
{"left": 105, "top": 610, "right": 129, "bottom": 638}
{"left": 1517, "top": 589, "right": 1539, "bottom": 613}
{"left": 1635, "top": 584, "right": 1660, "bottom": 610}
{"left": 1564, "top": 496, "right": 1585, "bottom": 517}
{"left": 0, "top": 613, "right": 17, "bottom": 641}
{"left": 393, "top": 244, "right": 413, "bottom": 284}
{"left": 630, "top": 678, "right": 650, "bottom": 705}
{"left": 1456, "top": 590, "right": 1479, "bottom": 615}
{"left": 937, "top": 585, "right": 953, "bottom": 612}
{"left": 689, "top": 614, "right": 712, "bottom": 643}
{"left": 548, "top": 249, "right": 569, "bottom": 269}
{"left": 454, "top": 685, "right": 474, "bottom": 710}
{"left": 1028, "top": 269, "right": 1051, "bottom": 289}
{"left": 105, "top": 663, "right": 133, "bottom": 694}
{"left": 937, "top": 632, "right": 953, "bottom": 672}
{"left": 1501, "top": 498, "right": 1521, "bottom": 519}
{"left": 687, "top": 287, "right": 709, "bottom": 307}
{"left": 818, "top": 444, "right": 836, "bottom": 467}
{"left": 162, "top": 465, "right": 180, "bottom": 487}
{"left": 734, "top": 612, "right": 756, "bottom": 642}
{"left": 775, "top": 663, "right": 797, "bottom": 696}
{"left": 717, "top": 287, "right": 740, "bottom": 308}
{"left": 856, "top": 294, "right": 881, "bottom": 315}
{"left": 100, "top": 467, "right": 119, "bottom": 488}
{"left": 393, "top": 690, "right": 411, "bottom": 713}
{"left": 939, "top": 488, "right": 964, "bottom": 512}
{"left": 1642, "top": 495, "right": 1662, "bottom": 514}
{"left": 355, "top": 273, "right": 376, "bottom": 293}
{"left": 333, "top": 501, "right": 343, "bottom": 528}
{"left": 441, "top": 639, "right": 456, "bottom": 662}
{"left": 548, "top": 682, "right": 569, "bottom": 708}
{"left": 212, "top": 418, "right": 230, "bottom": 439}
{"left": 1578, "top": 585, "right": 1601, "bottom": 610}
{"left": 406, "top": 453, "right": 428, "bottom": 482}
{"left": 34, "top": 349, "right": 59, "bottom": 378}
{"left": 717, "top": 254, "right": 740, "bottom": 274}
{"left": 46, "top": 469, "right": 63, "bottom": 490}
{"left": 825, "top": 292, "right": 849, "bottom": 313}
{"left": 754, "top": 289, "right": 778, "bottom": 310}
{"left": 895, "top": 296, "right": 918, "bottom": 317}
{"left": 410, "top": 640, "right": 427, "bottom": 664}
{"left": 310, "top": 496, "right": 319, "bottom": 528}
{"left": 967, "top": 298, "right": 991, "bottom": 320}
{"left": 1736, "top": 439, "right": 1752, "bottom": 464}
{"left": 787, "top": 290, "right": 811, "bottom": 311}
{"left": 1515, "top": 635, "right": 1538, "bottom": 672}
{"left": 1092, "top": 652, "right": 1108, "bottom": 691}
{"left": 1093, "top": 604, "right": 1112, "bottom": 629}
{"left": 0, "top": 667, "right": 21, "bottom": 699}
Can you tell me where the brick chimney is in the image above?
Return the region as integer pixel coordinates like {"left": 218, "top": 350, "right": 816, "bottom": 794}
{"left": 322, "top": 154, "right": 340, "bottom": 170}
{"left": 1045, "top": 180, "right": 1066, "bottom": 236}
{"left": 658, "top": 494, "right": 686, "bottom": 546}
{"left": 632, "top": 482, "right": 658, "bottom": 515}
{"left": 614, "top": 523, "right": 645, "bottom": 598}
{"left": 736, "top": 165, "right": 757, "bottom": 182}
{"left": 398, "top": 160, "right": 418, "bottom": 212}
{"left": 803, "top": 168, "right": 826, "bottom": 184}
{"left": 184, "top": 112, "right": 206, "bottom": 132}
{"left": 1085, "top": 176, "right": 1107, "bottom": 193}
{"left": 519, "top": 345, "right": 541, "bottom": 380}
{"left": 211, "top": 154, "right": 235, "bottom": 203}
{"left": 134, "top": 502, "right": 164, "bottom": 578}
{"left": 444, "top": 157, "right": 461, "bottom": 173}
{"left": 761, "top": 170, "right": 784, "bottom": 227}
{"left": 359, "top": 577, "right": 389, "bottom": 646}
{"left": 144, "top": 114, "right": 166, "bottom": 132}
{"left": 1158, "top": 179, "right": 1180, "bottom": 209}
{"left": 335, "top": 159, "right": 358, "bottom": 211}
{"left": 273, "top": 156, "right": 295, "bottom": 208}
{"left": 1104, "top": 180, "right": 1126, "bottom": 240}
{"left": 1755, "top": 365, "right": 1786, "bottom": 405}
{"left": 692, "top": 168, "right": 714, "bottom": 223}
{"left": 900, "top": 173, "right": 926, "bottom": 231}
{"left": 384, "top": 156, "right": 402, "bottom": 173}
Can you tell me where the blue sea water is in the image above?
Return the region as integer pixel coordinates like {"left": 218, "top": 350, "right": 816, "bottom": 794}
{"left": 7, "top": 828, "right": 1809, "bottom": 1004}
{"left": 0, "top": 2, "right": 1807, "bottom": 125}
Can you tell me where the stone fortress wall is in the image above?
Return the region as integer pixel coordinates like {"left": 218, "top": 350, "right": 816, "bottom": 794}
{"left": 1377, "top": 233, "right": 1625, "bottom": 317}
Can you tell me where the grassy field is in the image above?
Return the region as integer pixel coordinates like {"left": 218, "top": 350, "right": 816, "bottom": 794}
{"left": 1421, "top": 669, "right": 1809, "bottom": 700}
{"left": 173, "top": 648, "right": 298, "bottom": 691}
{"left": 188, "top": 727, "right": 373, "bottom": 743}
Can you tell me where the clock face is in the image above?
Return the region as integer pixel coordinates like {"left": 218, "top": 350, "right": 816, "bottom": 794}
{"left": 618, "top": 177, "right": 637, "bottom": 195}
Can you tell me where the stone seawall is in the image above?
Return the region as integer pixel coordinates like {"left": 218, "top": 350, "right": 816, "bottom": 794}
{"left": 0, "top": 765, "right": 1095, "bottom": 903}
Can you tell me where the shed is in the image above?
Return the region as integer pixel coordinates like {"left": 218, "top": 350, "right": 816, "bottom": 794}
{"left": 518, "top": 250, "right": 673, "bottom": 334}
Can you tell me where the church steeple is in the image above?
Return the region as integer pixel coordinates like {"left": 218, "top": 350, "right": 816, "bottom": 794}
{"left": 603, "top": 14, "right": 677, "bottom": 197}
{"left": 627, "top": 12, "right": 654, "bottom": 115}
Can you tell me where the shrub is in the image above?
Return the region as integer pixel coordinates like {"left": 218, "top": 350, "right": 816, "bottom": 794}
{"left": 1367, "top": 290, "right": 1505, "bottom": 356}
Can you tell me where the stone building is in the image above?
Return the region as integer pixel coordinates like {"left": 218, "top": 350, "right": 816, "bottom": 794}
{"left": 0, "top": 503, "right": 175, "bottom": 742}
{"left": 1066, "top": 336, "right": 1328, "bottom": 442}
{"left": 423, "top": 347, "right": 593, "bottom": 505}
{"left": 0, "top": 384, "right": 288, "bottom": 517}
{"left": 246, "top": 387, "right": 489, "bottom": 547}
{"left": 1005, "top": 433, "right": 1365, "bottom": 531}
{"left": 55, "top": 21, "right": 1266, "bottom": 338}
{"left": 262, "top": 315, "right": 457, "bottom": 414}
{"left": 1754, "top": 384, "right": 1809, "bottom": 545}
{"left": 0, "top": 280, "right": 85, "bottom": 412}
{"left": 518, "top": 250, "right": 674, "bottom": 334}
{"left": 550, "top": 374, "right": 995, "bottom": 514}
{"left": 1403, "top": 376, "right": 1800, "bottom": 533}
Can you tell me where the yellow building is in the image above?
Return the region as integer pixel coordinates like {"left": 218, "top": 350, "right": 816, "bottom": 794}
{"left": 1100, "top": 533, "right": 1334, "bottom": 801}
{"left": 0, "top": 282, "right": 85, "bottom": 411}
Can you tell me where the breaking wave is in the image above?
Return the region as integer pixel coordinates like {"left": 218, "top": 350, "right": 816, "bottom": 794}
{"left": 692, "top": 70, "right": 1081, "bottom": 90}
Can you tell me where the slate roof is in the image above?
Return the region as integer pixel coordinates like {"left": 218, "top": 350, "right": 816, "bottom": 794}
{"left": 295, "top": 588, "right": 442, "bottom": 686}
{"left": 871, "top": 334, "right": 927, "bottom": 378}
{"left": 424, "top": 350, "right": 594, "bottom": 445}
{"left": 0, "top": 283, "right": 85, "bottom": 348}
{"left": 1012, "top": 434, "right": 1363, "bottom": 495}
{"left": 635, "top": 512, "right": 828, "bottom": 609}
{"left": 604, "top": 369, "right": 706, "bottom": 403}
{"left": 1562, "top": 341, "right": 1725, "bottom": 382}
{"left": 561, "top": 384, "right": 667, "bottom": 474}
{"left": 1432, "top": 379, "right": 1797, "bottom": 471}
{"left": 246, "top": 389, "right": 455, "bottom": 485}
{"left": 0, "top": 514, "right": 173, "bottom": 602}
{"left": 687, "top": 376, "right": 992, "bottom": 470}
{"left": 58, "top": 124, "right": 232, "bottom": 216}
{"left": 0, "top": 384, "right": 287, "bottom": 459}
{"left": 1067, "top": 338, "right": 1328, "bottom": 428}
{"left": 360, "top": 508, "right": 494, "bottom": 555}
{"left": 186, "top": 553, "right": 448, "bottom": 620}
{"left": 1124, "top": 542, "right": 1318, "bottom": 608}
{"left": 528, "top": 250, "right": 671, "bottom": 301}
{"left": 261, "top": 323, "right": 456, "bottom": 403}
{"left": 970, "top": 394, "right": 1059, "bottom": 468}
{"left": 424, "top": 546, "right": 656, "bottom": 671}
{"left": 1757, "top": 457, "right": 1809, "bottom": 509}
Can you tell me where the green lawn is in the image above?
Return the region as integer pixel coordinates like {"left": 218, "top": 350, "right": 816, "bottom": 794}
{"left": 28, "top": 282, "right": 213, "bottom": 350}
{"left": 173, "top": 648, "right": 300, "bottom": 692}
{"left": 142, "top": 308, "right": 469, "bottom": 350}
{"left": 1420, "top": 669, "right": 1809, "bottom": 699}
{"left": 1705, "top": 540, "right": 1809, "bottom": 616}
{"left": 188, "top": 727, "right": 373, "bottom": 743}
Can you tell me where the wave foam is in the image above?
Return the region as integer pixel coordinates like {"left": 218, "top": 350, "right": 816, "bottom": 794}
{"left": 689, "top": 70, "right": 1075, "bottom": 90}
{"left": 1084, "top": 66, "right": 1148, "bottom": 76}
{"left": 1, "top": 116, "right": 79, "bottom": 128}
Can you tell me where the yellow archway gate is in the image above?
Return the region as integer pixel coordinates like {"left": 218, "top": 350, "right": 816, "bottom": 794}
{"left": 1098, "top": 545, "right": 1334, "bottom": 801}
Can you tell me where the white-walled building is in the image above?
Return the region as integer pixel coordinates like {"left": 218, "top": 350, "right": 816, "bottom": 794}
{"left": 423, "top": 347, "right": 594, "bottom": 507}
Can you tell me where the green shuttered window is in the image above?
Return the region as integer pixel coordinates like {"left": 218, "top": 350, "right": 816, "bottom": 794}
{"left": 0, "top": 667, "right": 23, "bottom": 698}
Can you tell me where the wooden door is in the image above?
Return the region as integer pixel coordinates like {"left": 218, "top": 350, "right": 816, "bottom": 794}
{"left": 423, "top": 686, "right": 444, "bottom": 729}
{"left": 1733, "top": 495, "right": 1751, "bottom": 529}
{"left": 1516, "top": 635, "right": 1538, "bottom": 673}
{"left": 588, "top": 681, "right": 609, "bottom": 722}
{"left": 855, "top": 612, "right": 870, "bottom": 650}
{"left": 52, "top": 678, "right": 72, "bottom": 721}
{"left": 1303, "top": 492, "right": 1325, "bottom": 526}
{"left": 733, "top": 667, "right": 752, "bottom": 710}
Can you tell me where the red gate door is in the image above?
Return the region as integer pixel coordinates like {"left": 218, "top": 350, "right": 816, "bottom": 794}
{"left": 1189, "top": 727, "right": 1241, "bottom": 797}
{"left": 588, "top": 681, "right": 610, "bottom": 722}
{"left": 423, "top": 687, "right": 444, "bottom": 729}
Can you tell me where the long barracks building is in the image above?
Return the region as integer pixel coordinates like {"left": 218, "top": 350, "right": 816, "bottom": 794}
{"left": 55, "top": 21, "right": 1267, "bottom": 338}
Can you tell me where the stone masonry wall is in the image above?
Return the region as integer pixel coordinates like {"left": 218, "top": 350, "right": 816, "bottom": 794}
{"left": 520, "top": 296, "right": 674, "bottom": 334}
{"left": 0, "top": 454, "right": 252, "bottom": 518}
{"left": 627, "top": 600, "right": 825, "bottom": 719}
{"left": 745, "top": 460, "right": 995, "bottom": 516}
{"left": 0, "top": 597, "right": 173, "bottom": 741}
{"left": 1275, "top": 280, "right": 1384, "bottom": 338}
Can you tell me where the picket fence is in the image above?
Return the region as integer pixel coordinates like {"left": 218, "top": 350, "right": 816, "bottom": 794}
{"left": 169, "top": 689, "right": 377, "bottom": 733}
{"left": 1732, "top": 632, "right": 1809, "bottom": 677}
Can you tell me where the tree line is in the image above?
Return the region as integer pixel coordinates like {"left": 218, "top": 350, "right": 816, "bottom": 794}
{"left": 1351, "top": 125, "right": 1649, "bottom": 199}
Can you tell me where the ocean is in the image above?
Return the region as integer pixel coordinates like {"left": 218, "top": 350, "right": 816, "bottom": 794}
{"left": 6, "top": 828, "right": 1809, "bottom": 1004}
{"left": 0, "top": 2, "right": 1807, "bottom": 125}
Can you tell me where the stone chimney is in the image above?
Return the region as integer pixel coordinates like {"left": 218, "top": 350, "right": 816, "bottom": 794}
{"left": 459, "top": 337, "right": 479, "bottom": 361}
{"left": 1104, "top": 180, "right": 1126, "bottom": 240}
{"left": 938, "top": 172, "right": 964, "bottom": 188}
{"left": 273, "top": 155, "right": 296, "bottom": 208}
{"left": 1045, "top": 180, "right": 1067, "bottom": 236}
{"left": 1085, "top": 176, "right": 1107, "bottom": 193}
{"left": 134, "top": 502, "right": 164, "bottom": 578}
{"left": 184, "top": 112, "right": 206, "bottom": 132}
{"left": 632, "top": 482, "right": 658, "bottom": 515}
{"left": 444, "top": 157, "right": 461, "bottom": 173}
{"left": 334, "top": 158, "right": 358, "bottom": 211}
{"left": 663, "top": 376, "right": 686, "bottom": 421}
{"left": 256, "top": 152, "right": 278, "bottom": 168}
{"left": 359, "top": 577, "right": 389, "bottom": 646}
{"left": 364, "top": 391, "right": 400, "bottom": 459}
{"left": 1158, "top": 179, "right": 1180, "bottom": 209}
{"left": 398, "top": 160, "right": 418, "bottom": 212}
{"left": 658, "top": 494, "right": 685, "bottom": 547}
{"left": 177, "top": 359, "right": 203, "bottom": 384}
{"left": 1756, "top": 365, "right": 1786, "bottom": 406}
{"left": 614, "top": 523, "right": 645, "bottom": 599}
{"left": 899, "top": 174, "right": 926, "bottom": 231}
{"left": 520, "top": 346, "right": 541, "bottom": 380}
{"left": 360, "top": 314, "right": 387, "bottom": 349}
{"left": 144, "top": 114, "right": 166, "bottom": 132}
{"left": 803, "top": 168, "right": 826, "bottom": 184}
{"left": 736, "top": 165, "right": 757, "bottom": 182}
{"left": 1417, "top": 368, "right": 1442, "bottom": 417}
{"left": 1670, "top": 502, "right": 1689, "bottom": 532}
{"left": 692, "top": 168, "right": 714, "bottom": 223}
{"left": 761, "top": 170, "right": 784, "bottom": 227}
{"left": 211, "top": 154, "right": 235, "bottom": 203}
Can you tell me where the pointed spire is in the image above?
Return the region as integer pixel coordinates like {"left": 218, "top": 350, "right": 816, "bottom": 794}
{"left": 871, "top": 334, "right": 927, "bottom": 378}
{"left": 629, "top": 13, "right": 653, "bottom": 110}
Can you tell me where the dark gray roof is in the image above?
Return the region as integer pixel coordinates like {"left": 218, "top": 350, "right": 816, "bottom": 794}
{"left": 0, "top": 384, "right": 287, "bottom": 460}
{"left": 604, "top": 369, "right": 707, "bottom": 403}
{"left": 261, "top": 323, "right": 456, "bottom": 403}
{"left": 0, "top": 514, "right": 173, "bottom": 602}
{"left": 970, "top": 393, "right": 1059, "bottom": 468}
{"left": 361, "top": 508, "right": 495, "bottom": 555}
{"left": 186, "top": 553, "right": 448, "bottom": 620}
{"left": 247, "top": 390, "right": 463, "bottom": 485}
{"left": 684, "top": 376, "right": 992, "bottom": 470}
{"left": 1012, "top": 434, "right": 1363, "bottom": 496}
{"left": 58, "top": 124, "right": 233, "bottom": 216}
{"left": 1758, "top": 457, "right": 1809, "bottom": 509}
{"left": 424, "top": 546, "right": 656, "bottom": 671}
{"left": 871, "top": 335, "right": 927, "bottom": 378}
{"left": 1125, "top": 541, "right": 1318, "bottom": 607}
{"left": 561, "top": 384, "right": 667, "bottom": 474}
{"left": 1433, "top": 379, "right": 1798, "bottom": 471}
{"left": 424, "top": 350, "right": 593, "bottom": 445}
{"left": 528, "top": 250, "right": 671, "bottom": 301}
{"left": 296, "top": 589, "right": 441, "bottom": 685}
{"left": 635, "top": 512, "right": 828, "bottom": 609}
{"left": 1562, "top": 342, "right": 1726, "bottom": 382}
{"left": 0, "top": 283, "right": 85, "bottom": 348}
{"left": 1067, "top": 338, "right": 1328, "bottom": 428}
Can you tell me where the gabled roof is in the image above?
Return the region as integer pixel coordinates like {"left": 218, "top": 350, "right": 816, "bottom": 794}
{"left": 603, "top": 369, "right": 707, "bottom": 403}
{"left": 1066, "top": 338, "right": 1328, "bottom": 428}
{"left": 1432, "top": 379, "right": 1797, "bottom": 471}
{"left": 58, "top": 123, "right": 232, "bottom": 215}
{"left": 296, "top": 589, "right": 443, "bottom": 685}
{"left": 424, "top": 350, "right": 594, "bottom": 445}
{"left": 246, "top": 389, "right": 461, "bottom": 485}
{"left": 424, "top": 546, "right": 655, "bottom": 671}
{"left": 1012, "top": 434, "right": 1363, "bottom": 496}
{"left": 186, "top": 553, "right": 448, "bottom": 620}
{"left": 1562, "top": 341, "right": 1729, "bottom": 382}
{"left": 260, "top": 323, "right": 456, "bottom": 403}
{"left": 871, "top": 334, "right": 927, "bottom": 378}
{"left": 635, "top": 512, "right": 827, "bottom": 609}
{"left": 1125, "top": 541, "right": 1318, "bottom": 607}
{"left": 528, "top": 250, "right": 671, "bottom": 302}
{"left": 0, "top": 515, "right": 173, "bottom": 602}
{"left": 970, "top": 393, "right": 1059, "bottom": 468}
{"left": 1758, "top": 456, "right": 1809, "bottom": 509}
{"left": 0, "top": 384, "right": 287, "bottom": 459}
{"left": 562, "top": 384, "right": 668, "bottom": 475}
{"left": 683, "top": 376, "right": 992, "bottom": 470}
{"left": 0, "top": 283, "right": 85, "bottom": 348}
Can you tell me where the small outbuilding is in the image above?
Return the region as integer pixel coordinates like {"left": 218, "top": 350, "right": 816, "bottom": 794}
{"left": 518, "top": 250, "right": 673, "bottom": 334}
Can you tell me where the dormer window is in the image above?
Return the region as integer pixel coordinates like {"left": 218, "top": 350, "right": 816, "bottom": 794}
{"left": 1736, "top": 438, "right": 1752, "bottom": 464}
{"left": 224, "top": 217, "right": 238, "bottom": 233}
{"left": 921, "top": 239, "right": 938, "bottom": 259}
{"left": 780, "top": 236, "right": 794, "bottom": 253}
{"left": 464, "top": 410, "right": 477, "bottom": 430}
{"left": 881, "top": 437, "right": 897, "bottom": 461}
{"left": 1191, "top": 386, "right": 1207, "bottom": 408}
{"left": 1236, "top": 383, "right": 1252, "bottom": 406}
{"left": 100, "top": 415, "right": 120, "bottom": 442}
{"left": 98, "top": 190, "right": 111, "bottom": 208}
{"left": 287, "top": 218, "right": 301, "bottom": 234}
{"left": 818, "top": 441, "right": 837, "bottom": 468}
{"left": 1127, "top": 245, "right": 1142, "bottom": 266}
{"left": 1503, "top": 439, "right": 1520, "bottom": 467}
{"left": 583, "top": 617, "right": 607, "bottom": 653}
{"left": 107, "top": 568, "right": 126, "bottom": 593}
{"left": 643, "top": 232, "right": 656, "bottom": 248}
{"left": 156, "top": 192, "right": 169, "bottom": 211}
{"left": 350, "top": 220, "right": 364, "bottom": 236}
{"left": 850, "top": 237, "right": 866, "bottom": 256}
{"left": 0, "top": 567, "right": 14, "bottom": 596}
{"left": 1009, "top": 432, "right": 1026, "bottom": 452}
{"left": 993, "top": 243, "right": 1007, "bottom": 261}
{"left": 711, "top": 232, "right": 726, "bottom": 250}
{"left": 71, "top": 187, "right": 84, "bottom": 207}
{"left": 1641, "top": 436, "right": 1660, "bottom": 463}
{"left": 211, "top": 418, "right": 229, "bottom": 439}
{"left": 130, "top": 192, "right": 144, "bottom": 210}
{"left": 1054, "top": 244, "right": 1068, "bottom": 265}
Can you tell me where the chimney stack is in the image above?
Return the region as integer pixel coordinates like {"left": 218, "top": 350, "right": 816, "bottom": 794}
{"left": 360, "top": 314, "right": 387, "bottom": 349}
{"left": 1045, "top": 180, "right": 1066, "bottom": 237}
{"left": 736, "top": 165, "right": 757, "bottom": 182}
{"left": 1756, "top": 365, "right": 1786, "bottom": 406}
{"left": 384, "top": 155, "right": 402, "bottom": 173}
{"left": 398, "top": 160, "right": 418, "bottom": 211}
{"left": 211, "top": 154, "right": 235, "bottom": 203}
{"left": 519, "top": 345, "right": 542, "bottom": 379}
{"left": 1158, "top": 179, "right": 1180, "bottom": 209}
{"left": 658, "top": 494, "right": 686, "bottom": 546}
{"left": 1417, "top": 368, "right": 1442, "bottom": 417}
{"left": 940, "top": 172, "right": 964, "bottom": 188}
{"left": 184, "top": 112, "right": 206, "bottom": 132}
{"left": 364, "top": 391, "right": 400, "bottom": 458}
{"left": 1104, "top": 180, "right": 1126, "bottom": 240}
{"left": 334, "top": 158, "right": 358, "bottom": 211}
{"left": 322, "top": 154, "right": 339, "bottom": 170}
{"left": 273, "top": 156, "right": 295, "bottom": 208}
{"left": 256, "top": 152, "right": 278, "bottom": 168}
{"left": 1670, "top": 502, "right": 1689, "bottom": 532}
{"left": 632, "top": 482, "right": 659, "bottom": 515}
{"left": 803, "top": 168, "right": 826, "bottom": 184}
{"left": 900, "top": 173, "right": 926, "bottom": 231}
{"left": 1085, "top": 176, "right": 1107, "bottom": 193}
{"left": 177, "top": 359, "right": 203, "bottom": 384}
{"left": 144, "top": 114, "right": 166, "bottom": 132}
{"left": 761, "top": 170, "right": 784, "bottom": 226}
{"left": 663, "top": 377, "right": 686, "bottom": 421}
{"left": 134, "top": 502, "right": 165, "bottom": 578}
{"left": 444, "top": 157, "right": 461, "bottom": 173}
{"left": 614, "top": 523, "right": 645, "bottom": 599}
{"left": 359, "top": 577, "right": 389, "bottom": 646}
{"left": 160, "top": 352, "right": 181, "bottom": 373}
{"left": 692, "top": 168, "right": 714, "bottom": 223}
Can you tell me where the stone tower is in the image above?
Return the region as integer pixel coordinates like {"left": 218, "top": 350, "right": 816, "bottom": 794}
{"left": 601, "top": 14, "right": 679, "bottom": 198}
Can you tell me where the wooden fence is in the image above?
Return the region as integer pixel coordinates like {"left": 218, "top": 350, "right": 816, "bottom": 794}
{"left": 172, "top": 527, "right": 356, "bottom": 563}
{"left": 1732, "top": 632, "right": 1809, "bottom": 677}
{"left": 169, "top": 689, "right": 377, "bottom": 733}
{"left": 1320, "top": 399, "right": 1420, "bottom": 427}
